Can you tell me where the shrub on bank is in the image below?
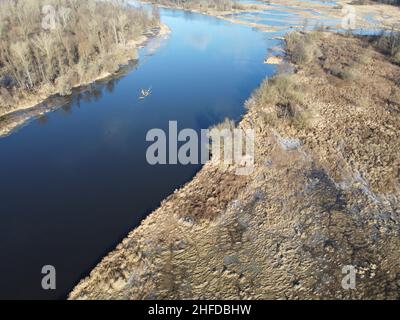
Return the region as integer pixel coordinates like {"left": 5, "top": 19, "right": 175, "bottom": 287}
{"left": 330, "top": 68, "right": 356, "bottom": 81}
{"left": 372, "top": 30, "right": 400, "bottom": 64}
{"left": 285, "top": 32, "right": 322, "bottom": 65}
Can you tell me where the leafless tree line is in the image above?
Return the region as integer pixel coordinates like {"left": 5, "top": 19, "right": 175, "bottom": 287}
{"left": 372, "top": 0, "right": 400, "bottom": 5}
{"left": 0, "top": 0, "right": 160, "bottom": 113}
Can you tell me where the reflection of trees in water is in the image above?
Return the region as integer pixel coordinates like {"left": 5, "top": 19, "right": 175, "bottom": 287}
{"left": 73, "top": 93, "right": 83, "bottom": 109}
{"left": 69, "top": 59, "right": 139, "bottom": 107}
{"left": 0, "top": 59, "right": 140, "bottom": 135}
{"left": 93, "top": 87, "right": 103, "bottom": 102}
{"left": 61, "top": 101, "right": 73, "bottom": 115}
{"left": 106, "top": 80, "right": 116, "bottom": 93}
{"left": 74, "top": 85, "right": 103, "bottom": 104}
{"left": 37, "top": 115, "right": 48, "bottom": 126}
{"left": 183, "top": 11, "right": 196, "bottom": 21}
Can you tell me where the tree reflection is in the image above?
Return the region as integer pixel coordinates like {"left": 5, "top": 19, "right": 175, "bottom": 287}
{"left": 0, "top": 58, "right": 141, "bottom": 136}
{"left": 61, "top": 101, "right": 73, "bottom": 115}
{"left": 37, "top": 115, "right": 49, "bottom": 126}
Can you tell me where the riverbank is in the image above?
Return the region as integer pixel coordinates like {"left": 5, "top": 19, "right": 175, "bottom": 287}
{"left": 69, "top": 31, "right": 400, "bottom": 299}
{"left": 138, "top": 0, "right": 281, "bottom": 32}
{"left": 0, "top": 24, "right": 170, "bottom": 137}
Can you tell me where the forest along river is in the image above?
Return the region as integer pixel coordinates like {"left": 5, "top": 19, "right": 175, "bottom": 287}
{"left": 0, "top": 6, "right": 283, "bottom": 299}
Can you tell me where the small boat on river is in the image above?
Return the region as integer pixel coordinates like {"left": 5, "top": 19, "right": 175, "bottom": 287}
{"left": 139, "top": 87, "right": 152, "bottom": 100}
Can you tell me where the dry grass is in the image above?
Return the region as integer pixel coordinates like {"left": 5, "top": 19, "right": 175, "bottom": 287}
{"left": 210, "top": 118, "right": 236, "bottom": 132}
{"left": 285, "top": 31, "right": 322, "bottom": 65}
{"left": 255, "top": 74, "right": 304, "bottom": 108}
{"left": 252, "top": 73, "right": 310, "bottom": 129}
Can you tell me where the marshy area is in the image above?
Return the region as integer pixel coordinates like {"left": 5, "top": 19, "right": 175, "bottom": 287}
{"left": 0, "top": 0, "right": 399, "bottom": 300}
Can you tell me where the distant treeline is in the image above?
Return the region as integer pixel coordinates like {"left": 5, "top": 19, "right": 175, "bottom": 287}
{"left": 0, "top": 0, "right": 159, "bottom": 113}
{"left": 356, "top": 0, "right": 400, "bottom": 5}
{"left": 143, "top": 0, "right": 243, "bottom": 11}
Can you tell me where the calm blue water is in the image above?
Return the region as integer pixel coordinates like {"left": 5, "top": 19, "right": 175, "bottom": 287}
{"left": 0, "top": 8, "right": 278, "bottom": 299}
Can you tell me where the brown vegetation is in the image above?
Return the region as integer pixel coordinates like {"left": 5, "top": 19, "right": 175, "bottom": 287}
{"left": 282, "top": 31, "right": 400, "bottom": 192}
{"left": 372, "top": 30, "right": 400, "bottom": 64}
{"left": 70, "top": 31, "right": 400, "bottom": 300}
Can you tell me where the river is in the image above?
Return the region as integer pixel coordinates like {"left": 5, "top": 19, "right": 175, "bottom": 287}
{"left": 0, "top": 5, "right": 282, "bottom": 299}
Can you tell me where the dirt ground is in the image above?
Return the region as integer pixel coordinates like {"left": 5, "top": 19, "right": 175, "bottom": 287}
{"left": 69, "top": 32, "right": 400, "bottom": 300}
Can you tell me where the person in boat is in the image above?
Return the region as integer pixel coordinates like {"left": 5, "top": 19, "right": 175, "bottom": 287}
{"left": 139, "top": 87, "right": 152, "bottom": 99}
